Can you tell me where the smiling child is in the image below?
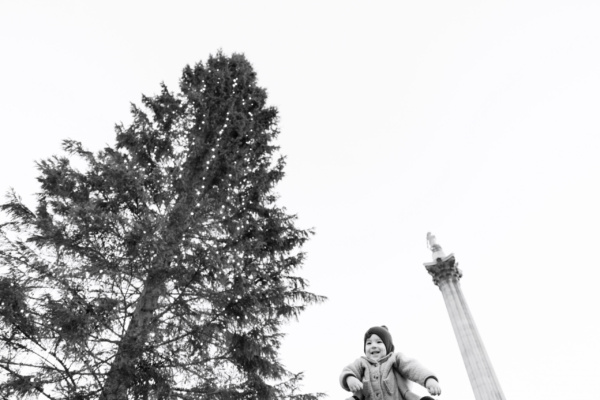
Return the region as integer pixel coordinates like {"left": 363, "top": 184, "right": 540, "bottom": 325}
{"left": 340, "top": 326, "right": 441, "bottom": 400}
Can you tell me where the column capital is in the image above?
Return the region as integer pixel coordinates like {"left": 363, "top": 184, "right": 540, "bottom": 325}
{"left": 424, "top": 254, "right": 462, "bottom": 286}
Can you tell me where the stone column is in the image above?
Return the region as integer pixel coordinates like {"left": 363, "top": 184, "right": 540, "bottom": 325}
{"left": 424, "top": 233, "right": 505, "bottom": 400}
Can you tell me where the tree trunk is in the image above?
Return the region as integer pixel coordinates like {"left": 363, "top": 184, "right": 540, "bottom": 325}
{"left": 100, "top": 272, "right": 165, "bottom": 400}
{"left": 101, "top": 200, "right": 189, "bottom": 399}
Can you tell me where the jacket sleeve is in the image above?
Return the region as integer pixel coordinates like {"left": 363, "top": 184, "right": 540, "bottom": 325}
{"left": 339, "top": 358, "right": 365, "bottom": 391}
{"left": 392, "top": 352, "right": 437, "bottom": 387}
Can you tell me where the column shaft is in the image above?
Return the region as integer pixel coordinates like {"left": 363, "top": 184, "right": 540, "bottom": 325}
{"left": 438, "top": 278, "right": 505, "bottom": 400}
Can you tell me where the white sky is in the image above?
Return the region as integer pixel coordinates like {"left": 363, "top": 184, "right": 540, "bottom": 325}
{"left": 1, "top": 1, "right": 600, "bottom": 399}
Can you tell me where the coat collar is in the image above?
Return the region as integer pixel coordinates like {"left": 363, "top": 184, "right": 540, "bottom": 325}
{"left": 362, "top": 352, "right": 393, "bottom": 365}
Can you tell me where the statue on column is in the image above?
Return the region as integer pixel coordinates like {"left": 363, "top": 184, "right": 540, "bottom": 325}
{"left": 426, "top": 232, "right": 450, "bottom": 262}
{"left": 426, "top": 232, "right": 438, "bottom": 250}
{"left": 427, "top": 232, "right": 444, "bottom": 254}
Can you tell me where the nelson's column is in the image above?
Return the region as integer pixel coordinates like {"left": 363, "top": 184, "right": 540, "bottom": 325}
{"left": 424, "top": 233, "right": 506, "bottom": 400}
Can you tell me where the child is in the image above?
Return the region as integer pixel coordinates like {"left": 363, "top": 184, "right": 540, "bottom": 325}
{"left": 340, "top": 326, "right": 441, "bottom": 400}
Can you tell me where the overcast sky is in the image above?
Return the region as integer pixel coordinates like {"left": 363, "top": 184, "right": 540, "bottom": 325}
{"left": 2, "top": 1, "right": 599, "bottom": 399}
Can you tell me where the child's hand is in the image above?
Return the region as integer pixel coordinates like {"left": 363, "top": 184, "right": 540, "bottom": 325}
{"left": 425, "top": 378, "right": 441, "bottom": 396}
{"left": 346, "top": 376, "right": 363, "bottom": 392}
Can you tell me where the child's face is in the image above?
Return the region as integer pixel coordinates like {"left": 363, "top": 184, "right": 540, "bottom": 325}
{"left": 365, "top": 334, "right": 387, "bottom": 361}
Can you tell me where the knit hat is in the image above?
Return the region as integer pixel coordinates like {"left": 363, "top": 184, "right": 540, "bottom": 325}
{"left": 364, "top": 325, "right": 394, "bottom": 354}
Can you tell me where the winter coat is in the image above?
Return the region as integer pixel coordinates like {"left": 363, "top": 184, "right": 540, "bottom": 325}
{"left": 340, "top": 352, "right": 436, "bottom": 400}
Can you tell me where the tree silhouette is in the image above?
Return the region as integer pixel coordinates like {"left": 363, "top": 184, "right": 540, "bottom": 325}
{"left": 0, "top": 52, "right": 324, "bottom": 400}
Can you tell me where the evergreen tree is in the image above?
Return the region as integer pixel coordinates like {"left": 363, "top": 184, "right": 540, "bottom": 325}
{"left": 0, "top": 52, "right": 324, "bottom": 400}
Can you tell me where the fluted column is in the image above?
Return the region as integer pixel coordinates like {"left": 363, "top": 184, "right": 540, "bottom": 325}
{"left": 424, "top": 234, "right": 505, "bottom": 400}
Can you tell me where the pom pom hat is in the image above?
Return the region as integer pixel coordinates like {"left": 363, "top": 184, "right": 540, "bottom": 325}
{"left": 364, "top": 325, "right": 394, "bottom": 354}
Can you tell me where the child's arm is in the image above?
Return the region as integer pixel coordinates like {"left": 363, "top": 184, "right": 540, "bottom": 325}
{"left": 392, "top": 352, "right": 441, "bottom": 395}
{"left": 346, "top": 376, "right": 363, "bottom": 392}
{"left": 425, "top": 377, "right": 441, "bottom": 396}
{"left": 339, "top": 359, "right": 365, "bottom": 392}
